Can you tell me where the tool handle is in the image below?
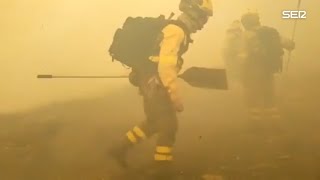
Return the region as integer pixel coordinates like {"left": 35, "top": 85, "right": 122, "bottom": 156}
{"left": 37, "top": 74, "right": 53, "bottom": 78}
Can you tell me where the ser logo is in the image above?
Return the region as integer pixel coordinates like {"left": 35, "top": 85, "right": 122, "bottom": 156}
{"left": 282, "top": 10, "right": 307, "bottom": 19}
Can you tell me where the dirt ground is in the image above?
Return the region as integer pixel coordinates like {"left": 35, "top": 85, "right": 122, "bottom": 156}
{"left": 0, "top": 72, "right": 320, "bottom": 180}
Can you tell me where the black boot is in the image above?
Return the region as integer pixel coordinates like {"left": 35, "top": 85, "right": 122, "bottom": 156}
{"left": 109, "top": 139, "right": 132, "bottom": 168}
{"left": 143, "top": 161, "right": 175, "bottom": 180}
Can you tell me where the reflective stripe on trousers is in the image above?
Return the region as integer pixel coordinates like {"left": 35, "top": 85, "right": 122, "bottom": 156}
{"left": 248, "top": 108, "right": 263, "bottom": 120}
{"left": 126, "top": 126, "right": 147, "bottom": 144}
{"left": 264, "top": 107, "right": 281, "bottom": 119}
{"left": 154, "top": 146, "right": 173, "bottom": 161}
{"left": 248, "top": 107, "right": 281, "bottom": 120}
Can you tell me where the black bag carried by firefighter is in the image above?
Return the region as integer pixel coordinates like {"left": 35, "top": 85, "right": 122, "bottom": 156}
{"left": 108, "top": 14, "right": 192, "bottom": 88}
{"left": 255, "top": 26, "right": 284, "bottom": 73}
{"left": 108, "top": 14, "right": 191, "bottom": 72}
{"left": 109, "top": 15, "right": 170, "bottom": 72}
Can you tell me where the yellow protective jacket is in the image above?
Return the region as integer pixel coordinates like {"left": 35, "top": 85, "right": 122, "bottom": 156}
{"left": 156, "top": 24, "right": 187, "bottom": 102}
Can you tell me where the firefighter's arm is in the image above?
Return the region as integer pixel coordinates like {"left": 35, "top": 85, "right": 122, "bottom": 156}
{"left": 236, "top": 32, "right": 249, "bottom": 63}
{"left": 158, "top": 24, "right": 185, "bottom": 112}
{"left": 281, "top": 36, "right": 295, "bottom": 51}
{"left": 224, "top": 22, "right": 243, "bottom": 58}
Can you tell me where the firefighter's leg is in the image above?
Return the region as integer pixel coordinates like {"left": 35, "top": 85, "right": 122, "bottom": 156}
{"left": 109, "top": 119, "right": 158, "bottom": 168}
{"left": 263, "top": 75, "right": 281, "bottom": 120}
{"left": 245, "top": 85, "right": 264, "bottom": 121}
{"left": 245, "top": 78, "right": 266, "bottom": 133}
{"left": 150, "top": 110, "right": 178, "bottom": 180}
{"left": 248, "top": 107, "right": 263, "bottom": 121}
{"left": 109, "top": 98, "right": 157, "bottom": 168}
{"left": 155, "top": 116, "right": 177, "bottom": 164}
{"left": 243, "top": 72, "right": 264, "bottom": 121}
{"left": 264, "top": 107, "right": 281, "bottom": 120}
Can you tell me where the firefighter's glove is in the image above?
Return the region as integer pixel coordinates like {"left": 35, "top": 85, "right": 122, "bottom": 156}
{"left": 287, "top": 41, "right": 295, "bottom": 51}
{"left": 281, "top": 37, "right": 295, "bottom": 51}
{"left": 169, "top": 91, "right": 184, "bottom": 112}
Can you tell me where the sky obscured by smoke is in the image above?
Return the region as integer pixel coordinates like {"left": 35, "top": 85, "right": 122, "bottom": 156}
{"left": 1, "top": 0, "right": 319, "bottom": 113}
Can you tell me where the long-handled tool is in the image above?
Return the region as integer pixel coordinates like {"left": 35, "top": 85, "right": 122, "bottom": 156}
{"left": 37, "top": 67, "right": 228, "bottom": 90}
{"left": 286, "top": 0, "right": 302, "bottom": 72}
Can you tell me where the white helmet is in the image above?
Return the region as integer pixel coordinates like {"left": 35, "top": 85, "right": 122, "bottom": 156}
{"left": 241, "top": 11, "right": 261, "bottom": 30}
{"left": 180, "top": 0, "right": 213, "bottom": 17}
{"left": 179, "top": 0, "right": 213, "bottom": 31}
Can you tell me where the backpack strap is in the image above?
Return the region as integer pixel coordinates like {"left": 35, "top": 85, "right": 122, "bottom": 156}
{"left": 166, "top": 20, "right": 193, "bottom": 69}
{"left": 168, "top": 20, "right": 193, "bottom": 48}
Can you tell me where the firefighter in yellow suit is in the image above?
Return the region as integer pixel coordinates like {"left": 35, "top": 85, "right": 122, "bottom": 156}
{"left": 110, "top": 0, "right": 213, "bottom": 179}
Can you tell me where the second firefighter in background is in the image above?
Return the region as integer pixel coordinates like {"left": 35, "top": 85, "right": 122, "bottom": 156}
{"left": 223, "top": 11, "right": 295, "bottom": 122}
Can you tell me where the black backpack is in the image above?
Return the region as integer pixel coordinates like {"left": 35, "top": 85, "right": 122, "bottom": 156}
{"left": 255, "top": 26, "right": 284, "bottom": 57}
{"left": 108, "top": 15, "right": 190, "bottom": 72}
{"left": 253, "top": 26, "right": 285, "bottom": 72}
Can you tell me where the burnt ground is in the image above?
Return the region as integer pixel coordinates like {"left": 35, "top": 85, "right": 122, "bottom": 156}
{"left": 0, "top": 73, "right": 320, "bottom": 180}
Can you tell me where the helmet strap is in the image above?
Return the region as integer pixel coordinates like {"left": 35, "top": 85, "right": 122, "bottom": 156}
{"left": 178, "top": 12, "right": 201, "bottom": 33}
